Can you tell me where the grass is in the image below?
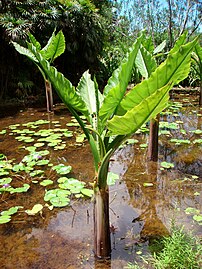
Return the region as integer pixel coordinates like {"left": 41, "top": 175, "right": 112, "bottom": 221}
{"left": 125, "top": 224, "right": 202, "bottom": 269}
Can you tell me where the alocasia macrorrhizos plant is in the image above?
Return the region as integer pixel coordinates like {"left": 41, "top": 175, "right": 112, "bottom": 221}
{"left": 135, "top": 33, "right": 192, "bottom": 161}
{"left": 15, "top": 30, "right": 65, "bottom": 112}
{"left": 13, "top": 32, "right": 198, "bottom": 258}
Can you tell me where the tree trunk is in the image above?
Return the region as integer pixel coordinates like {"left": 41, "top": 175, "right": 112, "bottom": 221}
{"left": 167, "top": 0, "right": 173, "bottom": 49}
{"left": 94, "top": 186, "right": 111, "bottom": 259}
{"left": 45, "top": 79, "right": 54, "bottom": 112}
{"left": 147, "top": 114, "right": 160, "bottom": 162}
{"left": 199, "top": 81, "right": 202, "bottom": 106}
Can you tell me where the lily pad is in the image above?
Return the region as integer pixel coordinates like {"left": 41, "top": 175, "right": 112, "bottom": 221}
{"left": 44, "top": 189, "right": 71, "bottom": 207}
{"left": 25, "top": 204, "right": 43, "bottom": 215}
{"left": 76, "top": 134, "right": 85, "bottom": 143}
{"left": 30, "top": 170, "right": 44, "bottom": 177}
{"left": 40, "top": 179, "right": 53, "bottom": 186}
{"left": 0, "top": 215, "right": 11, "bottom": 224}
{"left": 140, "top": 143, "right": 148, "bottom": 148}
{"left": 0, "top": 177, "right": 12, "bottom": 185}
{"left": 0, "top": 130, "right": 6, "bottom": 135}
{"left": 143, "top": 182, "right": 154, "bottom": 187}
{"left": 185, "top": 207, "right": 200, "bottom": 215}
{"left": 170, "top": 139, "right": 190, "bottom": 145}
{"left": 126, "top": 139, "right": 139, "bottom": 144}
{"left": 1, "top": 206, "right": 22, "bottom": 216}
{"left": 107, "top": 172, "right": 119, "bottom": 185}
{"left": 193, "top": 139, "right": 202, "bottom": 144}
{"left": 26, "top": 146, "right": 37, "bottom": 152}
{"left": 49, "top": 197, "right": 70, "bottom": 207}
{"left": 81, "top": 188, "right": 93, "bottom": 197}
{"left": 36, "top": 159, "right": 49, "bottom": 166}
{"left": 34, "top": 143, "right": 45, "bottom": 148}
{"left": 10, "top": 184, "right": 30, "bottom": 194}
{"left": 190, "top": 129, "right": 202, "bottom": 135}
{"left": 193, "top": 215, "right": 202, "bottom": 223}
{"left": 52, "top": 164, "right": 72, "bottom": 175}
{"left": 160, "top": 162, "right": 174, "bottom": 169}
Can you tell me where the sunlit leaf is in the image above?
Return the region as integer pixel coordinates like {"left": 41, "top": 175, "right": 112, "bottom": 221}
{"left": 0, "top": 215, "right": 11, "bottom": 224}
{"left": 40, "top": 179, "right": 53, "bottom": 186}
{"left": 52, "top": 164, "right": 72, "bottom": 175}
{"left": 185, "top": 207, "right": 200, "bottom": 215}
{"left": 25, "top": 204, "right": 43, "bottom": 215}
{"left": 107, "top": 172, "right": 119, "bottom": 185}
{"left": 1, "top": 206, "right": 22, "bottom": 216}
{"left": 81, "top": 188, "right": 93, "bottom": 197}
{"left": 160, "top": 162, "right": 174, "bottom": 169}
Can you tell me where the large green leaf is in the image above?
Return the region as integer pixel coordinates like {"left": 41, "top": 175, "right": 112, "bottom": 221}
{"left": 99, "top": 35, "right": 142, "bottom": 126}
{"left": 108, "top": 83, "right": 172, "bottom": 135}
{"left": 76, "top": 70, "right": 103, "bottom": 127}
{"left": 169, "top": 32, "right": 187, "bottom": 54}
{"left": 41, "top": 30, "right": 65, "bottom": 62}
{"left": 194, "top": 43, "right": 202, "bottom": 59}
{"left": 142, "top": 35, "right": 154, "bottom": 54}
{"left": 29, "top": 44, "right": 88, "bottom": 116}
{"left": 28, "top": 33, "right": 41, "bottom": 51}
{"left": 119, "top": 37, "right": 198, "bottom": 112}
{"left": 153, "top": 40, "right": 166, "bottom": 55}
{"left": 135, "top": 45, "right": 157, "bottom": 79}
{"left": 193, "top": 43, "right": 202, "bottom": 65}
{"left": 12, "top": 42, "right": 38, "bottom": 62}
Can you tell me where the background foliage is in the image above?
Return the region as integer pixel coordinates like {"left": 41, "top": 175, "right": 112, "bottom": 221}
{"left": 0, "top": 0, "right": 201, "bottom": 104}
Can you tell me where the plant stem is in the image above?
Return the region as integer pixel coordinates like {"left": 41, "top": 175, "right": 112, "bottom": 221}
{"left": 94, "top": 186, "right": 111, "bottom": 259}
{"left": 148, "top": 114, "right": 160, "bottom": 161}
{"left": 45, "top": 79, "right": 53, "bottom": 112}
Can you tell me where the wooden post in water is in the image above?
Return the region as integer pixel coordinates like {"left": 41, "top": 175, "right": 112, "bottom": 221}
{"left": 148, "top": 114, "right": 160, "bottom": 162}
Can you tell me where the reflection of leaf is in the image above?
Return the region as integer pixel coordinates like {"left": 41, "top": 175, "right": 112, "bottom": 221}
{"left": 25, "top": 204, "right": 43, "bottom": 215}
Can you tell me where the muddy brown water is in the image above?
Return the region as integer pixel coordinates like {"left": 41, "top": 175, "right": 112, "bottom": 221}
{"left": 0, "top": 98, "right": 201, "bottom": 269}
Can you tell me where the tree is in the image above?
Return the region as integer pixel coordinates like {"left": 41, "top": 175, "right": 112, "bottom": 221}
{"left": 13, "top": 31, "right": 197, "bottom": 259}
{"left": 116, "top": 0, "right": 202, "bottom": 48}
{"left": 0, "top": 0, "right": 107, "bottom": 100}
{"left": 192, "top": 42, "right": 202, "bottom": 105}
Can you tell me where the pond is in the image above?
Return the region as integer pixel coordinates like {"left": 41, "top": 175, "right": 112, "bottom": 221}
{"left": 0, "top": 94, "right": 201, "bottom": 269}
